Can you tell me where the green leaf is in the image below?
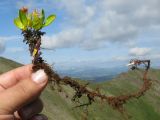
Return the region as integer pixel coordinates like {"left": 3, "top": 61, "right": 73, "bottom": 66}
{"left": 28, "top": 19, "right": 33, "bottom": 28}
{"left": 27, "top": 14, "right": 33, "bottom": 27}
{"left": 14, "top": 17, "right": 24, "bottom": 29}
{"left": 33, "top": 18, "right": 43, "bottom": 30}
{"left": 33, "top": 23, "right": 42, "bottom": 30}
{"left": 19, "top": 10, "right": 28, "bottom": 27}
{"left": 43, "top": 15, "right": 56, "bottom": 27}
{"left": 41, "top": 9, "right": 45, "bottom": 23}
{"left": 35, "top": 9, "right": 45, "bottom": 30}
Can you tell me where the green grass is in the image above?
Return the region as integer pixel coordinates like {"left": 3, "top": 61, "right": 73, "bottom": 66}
{"left": 0, "top": 57, "right": 160, "bottom": 120}
{"left": 0, "top": 57, "right": 22, "bottom": 74}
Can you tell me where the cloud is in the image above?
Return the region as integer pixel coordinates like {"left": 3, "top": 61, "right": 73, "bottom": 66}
{"left": 0, "top": 36, "right": 19, "bottom": 41}
{"left": 112, "top": 56, "right": 129, "bottom": 62}
{"left": 0, "top": 36, "right": 21, "bottom": 54}
{"left": 0, "top": 37, "right": 12, "bottom": 54}
{"left": 42, "top": 28, "right": 84, "bottom": 49}
{"left": 14, "top": 0, "right": 160, "bottom": 51}
{"left": 6, "top": 47, "right": 24, "bottom": 53}
{"left": 129, "top": 47, "right": 151, "bottom": 56}
{"left": 59, "top": 0, "right": 95, "bottom": 25}
{"left": 39, "top": 0, "right": 160, "bottom": 50}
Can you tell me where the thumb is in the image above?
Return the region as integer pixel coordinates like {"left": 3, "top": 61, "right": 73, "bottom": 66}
{"left": 0, "top": 69, "right": 48, "bottom": 115}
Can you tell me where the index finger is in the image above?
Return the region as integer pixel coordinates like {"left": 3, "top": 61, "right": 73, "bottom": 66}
{"left": 0, "top": 64, "right": 33, "bottom": 89}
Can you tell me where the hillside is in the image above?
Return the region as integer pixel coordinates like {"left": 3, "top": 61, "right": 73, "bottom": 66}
{"left": 0, "top": 57, "right": 22, "bottom": 74}
{"left": 0, "top": 57, "right": 160, "bottom": 120}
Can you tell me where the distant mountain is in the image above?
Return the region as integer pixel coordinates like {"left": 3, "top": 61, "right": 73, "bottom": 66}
{"left": 57, "top": 66, "right": 128, "bottom": 82}
{"left": 0, "top": 57, "right": 160, "bottom": 120}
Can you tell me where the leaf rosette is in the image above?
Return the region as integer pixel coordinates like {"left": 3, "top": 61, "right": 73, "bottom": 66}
{"left": 14, "top": 7, "right": 56, "bottom": 30}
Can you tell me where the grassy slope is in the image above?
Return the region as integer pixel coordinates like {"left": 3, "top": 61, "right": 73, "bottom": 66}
{"left": 0, "top": 57, "right": 160, "bottom": 120}
{"left": 0, "top": 57, "right": 22, "bottom": 74}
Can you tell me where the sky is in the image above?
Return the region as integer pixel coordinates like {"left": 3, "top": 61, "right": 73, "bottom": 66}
{"left": 0, "top": 0, "right": 160, "bottom": 70}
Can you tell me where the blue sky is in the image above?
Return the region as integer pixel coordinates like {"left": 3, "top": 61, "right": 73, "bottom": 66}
{"left": 0, "top": 0, "right": 160, "bottom": 70}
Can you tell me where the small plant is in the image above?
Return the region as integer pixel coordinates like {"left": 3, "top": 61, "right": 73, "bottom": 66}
{"left": 14, "top": 7, "right": 56, "bottom": 60}
{"left": 14, "top": 7, "right": 152, "bottom": 119}
{"left": 14, "top": 7, "right": 56, "bottom": 31}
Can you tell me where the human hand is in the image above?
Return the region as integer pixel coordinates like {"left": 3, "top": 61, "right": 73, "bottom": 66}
{"left": 0, "top": 65, "right": 48, "bottom": 120}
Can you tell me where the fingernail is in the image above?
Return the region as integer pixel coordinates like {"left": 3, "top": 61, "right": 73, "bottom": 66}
{"left": 32, "top": 70, "right": 48, "bottom": 84}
